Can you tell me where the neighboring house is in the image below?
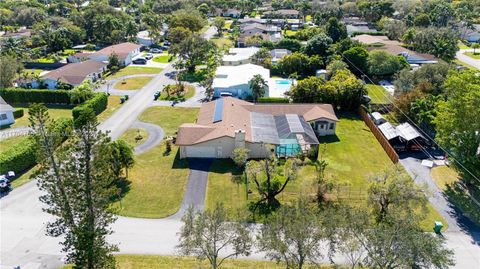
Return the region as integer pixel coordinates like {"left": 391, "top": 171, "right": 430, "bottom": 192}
{"left": 24, "top": 60, "right": 107, "bottom": 89}
{"left": 342, "top": 16, "right": 378, "bottom": 36}
{"left": 270, "top": 49, "right": 291, "bottom": 63}
{"left": 239, "top": 23, "right": 281, "bottom": 35}
{"left": 0, "top": 96, "right": 15, "bottom": 127}
{"left": 137, "top": 30, "right": 156, "bottom": 46}
{"left": 210, "top": 8, "right": 241, "bottom": 18}
{"left": 460, "top": 24, "right": 480, "bottom": 43}
{"left": 222, "top": 47, "right": 260, "bottom": 66}
{"left": 176, "top": 97, "right": 338, "bottom": 159}
{"left": 0, "top": 28, "right": 32, "bottom": 41}
{"left": 353, "top": 34, "right": 438, "bottom": 65}
{"left": 213, "top": 64, "right": 270, "bottom": 99}
{"left": 69, "top": 42, "right": 142, "bottom": 66}
{"left": 237, "top": 32, "right": 282, "bottom": 47}
{"left": 262, "top": 9, "right": 300, "bottom": 19}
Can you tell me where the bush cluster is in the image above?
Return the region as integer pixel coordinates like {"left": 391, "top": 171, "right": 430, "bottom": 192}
{"left": 0, "top": 88, "right": 72, "bottom": 104}
{"left": 72, "top": 93, "right": 108, "bottom": 120}
{"left": 13, "top": 109, "right": 24, "bottom": 119}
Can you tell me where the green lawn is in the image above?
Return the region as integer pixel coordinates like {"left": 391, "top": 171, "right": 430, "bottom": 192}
{"left": 0, "top": 136, "right": 28, "bottom": 155}
{"left": 113, "top": 76, "right": 153, "bottom": 90}
{"left": 118, "top": 128, "right": 149, "bottom": 148}
{"left": 9, "top": 104, "right": 73, "bottom": 129}
{"left": 206, "top": 113, "right": 446, "bottom": 230}
{"left": 62, "top": 255, "right": 330, "bottom": 269}
{"left": 97, "top": 95, "right": 123, "bottom": 122}
{"left": 107, "top": 66, "right": 163, "bottom": 79}
{"left": 211, "top": 36, "right": 234, "bottom": 49}
{"left": 454, "top": 59, "right": 479, "bottom": 70}
{"left": 153, "top": 53, "right": 174, "bottom": 63}
{"left": 159, "top": 85, "right": 195, "bottom": 101}
{"left": 464, "top": 51, "right": 480, "bottom": 59}
{"left": 115, "top": 106, "right": 199, "bottom": 218}
{"left": 458, "top": 41, "right": 471, "bottom": 49}
{"left": 366, "top": 84, "right": 392, "bottom": 104}
{"left": 284, "top": 29, "right": 296, "bottom": 38}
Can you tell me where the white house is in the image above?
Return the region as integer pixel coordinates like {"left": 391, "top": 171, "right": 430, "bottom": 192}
{"left": 0, "top": 96, "right": 15, "bottom": 127}
{"left": 25, "top": 60, "right": 108, "bottom": 89}
{"left": 176, "top": 97, "right": 338, "bottom": 159}
{"left": 270, "top": 49, "right": 291, "bottom": 63}
{"left": 222, "top": 47, "right": 260, "bottom": 66}
{"left": 136, "top": 30, "right": 155, "bottom": 46}
{"left": 69, "top": 42, "right": 142, "bottom": 66}
{"left": 212, "top": 64, "right": 270, "bottom": 99}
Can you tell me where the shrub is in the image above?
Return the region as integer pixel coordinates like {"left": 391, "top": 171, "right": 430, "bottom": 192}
{"left": 0, "top": 137, "right": 36, "bottom": 174}
{"left": 13, "top": 109, "right": 24, "bottom": 119}
{"left": 258, "top": 97, "right": 289, "bottom": 103}
{"left": 0, "top": 88, "right": 72, "bottom": 104}
{"left": 72, "top": 93, "right": 108, "bottom": 120}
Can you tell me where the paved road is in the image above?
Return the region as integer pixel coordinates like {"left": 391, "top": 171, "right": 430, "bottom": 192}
{"left": 130, "top": 121, "right": 164, "bottom": 154}
{"left": 399, "top": 153, "right": 480, "bottom": 269}
{"left": 169, "top": 159, "right": 213, "bottom": 219}
{"left": 456, "top": 49, "right": 480, "bottom": 70}
{"left": 98, "top": 66, "right": 175, "bottom": 139}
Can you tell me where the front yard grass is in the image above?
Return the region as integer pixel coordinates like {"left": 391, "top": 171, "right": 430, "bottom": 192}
{"left": 118, "top": 128, "right": 149, "bottom": 148}
{"left": 153, "top": 53, "right": 174, "bottom": 63}
{"left": 62, "top": 254, "right": 331, "bottom": 269}
{"left": 113, "top": 76, "right": 153, "bottom": 90}
{"left": 464, "top": 51, "right": 480, "bottom": 59}
{"left": 10, "top": 104, "right": 73, "bottom": 129}
{"left": 97, "top": 95, "right": 123, "bottom": 122}
{"left": 159, "top": 84, "right": 195, "bottom": 101}
{"left": 116, "top": 106, "right": 199, "bottom": 218}
{"left": 366, "top": 84, "right": 392, "bottom": 104}
{"left": 206, "top": 113, "right": 446, "bottom": 230}
{"left": 0, "top": 136, "right": 28, "bottom": 155}
{"left": 107, "top": 66, "right": 163, "bottom": 79}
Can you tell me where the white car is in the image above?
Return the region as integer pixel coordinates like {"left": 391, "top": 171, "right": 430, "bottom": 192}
{"left": 144, "top": 53, "right": 153, "bottom": 60}
{"left": 150, "top": 48, "right": 162, "bottom": 53}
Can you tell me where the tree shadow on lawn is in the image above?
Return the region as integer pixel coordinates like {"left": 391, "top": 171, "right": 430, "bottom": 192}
{"left": 171, "top": 148, "right": 189, "bottom": 169}
{"left": 111, "top": 177, "right": 131, "bottom": 202}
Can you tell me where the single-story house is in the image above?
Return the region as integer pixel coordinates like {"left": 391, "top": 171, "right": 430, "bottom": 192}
{"left": 176, "top": 97, "right": 338, "bottom": 159}
{"left": 239, "top": 23, "right": 281, "bottom": 35}
{"left": 459, "top": 24, "right": 480, "bottom": 43}
{"left": 237, "top": 32, "right": 282, "bottom": 47}
{"left": 137, "top": 30, "right": 156, "bottom": 46}
{"left": 210, "top": 8, "right": 241, "bottom": 18}
{"left": 26, "top": 60, "right": 107, "bottom": 89}
{"left": 0, "top": 96, "right": 15, "bottom": 127}
{"left": 68, "top": 42, "right": 142, "bottom": 66}
{"left": 213, "top": 64, "right": 270, "bottom": 99}
{"left": 222, "top": 47, "right": 260, "bottom": 66}
{"left": 270, "top": 49, "right": 291, "bottom": 63}
{"left": 353, "top": 34, "right": 438, "bottom": 65}
{"left": 262, "top": 9, "right": 300, "bottom": 19}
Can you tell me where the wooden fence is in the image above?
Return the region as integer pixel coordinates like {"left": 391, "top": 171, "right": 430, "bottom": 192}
{"left": 358, "top": 106, "right": 399, "bottom": 163}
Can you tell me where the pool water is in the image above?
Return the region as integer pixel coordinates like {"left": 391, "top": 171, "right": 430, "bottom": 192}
{"left": 275, "top": 79, "right": 292, "bottom": 85}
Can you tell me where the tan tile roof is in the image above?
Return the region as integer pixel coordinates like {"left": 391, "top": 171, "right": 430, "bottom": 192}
{"left": 42, "top": 60, "right": 107, "bottom": 85}
{"left": 176, "top": 97, "right": 338, "bottom": 146}
{"left": 93, "top": 42, "right": 141, "bottom": 59}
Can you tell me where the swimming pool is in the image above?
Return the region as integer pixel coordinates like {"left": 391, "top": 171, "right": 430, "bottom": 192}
{"left": 269, "top": 79, "right": 293, "bottom": 98}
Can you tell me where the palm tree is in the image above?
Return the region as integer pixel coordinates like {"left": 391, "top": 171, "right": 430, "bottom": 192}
{"left": 249, "top": 74, "right": 268, "bottom": 102}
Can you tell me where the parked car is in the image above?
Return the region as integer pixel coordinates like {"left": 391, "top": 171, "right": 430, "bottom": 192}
{"left": 132, "top": 58, "right": 147, "bottom": 64}
{"left": 150, "top": 48, "right": 162, "bottom": 53}
{"left": 0, "top": 175, "right": 11, "bottom": 194}
{"left": 144, "top": 53, "right": 153, "bottom": 60}
{"left": 163, "top": 41, "right": 171, "bottom": 46}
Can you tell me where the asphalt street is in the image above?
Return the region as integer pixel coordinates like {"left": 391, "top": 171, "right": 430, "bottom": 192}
{"left": 456, "top": 49, "right": 480, "bottom": 69}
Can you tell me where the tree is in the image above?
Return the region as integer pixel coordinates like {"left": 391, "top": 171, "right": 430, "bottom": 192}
{"left": 303, "top": 33, "right": 333, "bottom": 57}
{"left": 275, "top": 38, "right": 303, "bottom": 52}
{"left": 251, "top": 48, "right": 272, "bottom": 68}
{"left": 275, "top": 52, "right": 323, "bottom": 78}
{"left": 413, "top": 13, "right": 431, "bottom": 27}
{"left": 342, "top": 46, "right": 369, "bottom": 75}
{"left": 326, "top": 59, "right": 348, "bottom": 77}
{"left": 141, "top": 12, "right": 164, "bottom": 44}
{"left": 379, "top": 18, "right": 406, "bottom": 40}
{"left": 471, "top": 43, "right": 479, "bottom": 54}
{"left": 177, "top": 204, "right": 252, "bottom": 269}
{"left": 70, "top": 81, "right": 94, "bottom": 104}
{"left": 0, "top": 55, "right": 22, "bottom": 88}
{"left": 434, "top": 70, "right": 480, "bottom": 185}
{"left": 170, "top": 34, "right": 214, "bottom": 72}
{"left": 258, "top": 199, "right": 329, "bottom": 269}
{"left": 169, "top": 9, "right": 206, "bottom": 33}
{"left": 29, "top": 105, "right": 118, "bottom": 268}
{"left": 231, "top": 147, "right": 249, "bottom": 168}
{"left": 108, "top": 53, "right": 121, "bottom": 73}
{"left": 249, "top": 74, "right": 268, "bottom": 102}
{"left": 246, "top": 156, "right": 300, "bottom": 213}
{"left": 357, "top": 0, "right": 394, "bottom": 22}
{"left": 213, "top": 17, "right": 225, "bottom": 36}
{"left": 14, "top": 7, "right": 46, "bottom": 27}
{"left": 367, "top": 50, "right": 403, "bottom": 76}
{"left": 401, "top": 28, "right": 416, "bottom": 49}
{"left": 105, "top": 139, "right": 134, "bottom": 179}
{"left": 412, "top": 28, "right": 458, "bottom": 62}
{"left": 167, "top": 26, "right": 192, "bottom": 44}
{"left": 325, "top": 17, "right": 347, "bottom": 43}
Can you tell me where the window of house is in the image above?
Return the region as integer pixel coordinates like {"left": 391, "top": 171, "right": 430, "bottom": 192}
{"left": 329, "top": 123, "right": 334, "bottom": 129}
{"left": 319, "top": 124, "right": 324, "bottom": 129}
{"left": 0, "top": 113, "right": 7, "bottom": 120}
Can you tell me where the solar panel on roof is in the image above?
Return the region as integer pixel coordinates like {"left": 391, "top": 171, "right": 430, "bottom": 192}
{"left": 213, "top": 98, "right": 224, "bottom": 123}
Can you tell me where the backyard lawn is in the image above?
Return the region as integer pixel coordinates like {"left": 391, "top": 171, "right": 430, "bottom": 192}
{"left": 107, "top": 66, "right": 163, "bottom": 79}
{"left": 464, "top": 51, "right": 480, "bottom": 59}
{"left": 62, "top": 255, "right": 331, "bottom": 269}
{"left": 115, "top": 106, "right": 199, "bottom": 218}
{"left": 113, "top": 76, "right": 153, "bottom": 90}
{"left": 206, "top": 113, "right": 446, "bottom": 230}
{"left": 366, "top": 84, "right": 392, "bottom": 104}
{"left": 9, "top": 104, "right": 73, "bottom": 129}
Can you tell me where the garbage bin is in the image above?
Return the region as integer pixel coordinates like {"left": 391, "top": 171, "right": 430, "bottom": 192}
{"left": 120, "top": 97, "right": 125, "bottom": 104}
{"left": 124, "top": 95, "right": 129, "bottom": 100}
{"left": 434, "top": 221, "right": 443, "bottom": 234}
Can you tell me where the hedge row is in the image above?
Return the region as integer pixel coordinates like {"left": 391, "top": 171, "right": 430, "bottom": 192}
{"left": 72, "top": 93, "right": 108, "bottom": 120}
{"left": 0, "top": 88, "right": 73, "bottom": 104}
{"left": 0, "top": 138, "right": 36, "bottom": 174}
{"left": 13, "top": 109, "right": 24, "bottom": 119}
{"left": 258, "top": 97, "right": 289, "bottom": 103}
{"left": 0, "top": 118, "right": 73, "bottom": 174}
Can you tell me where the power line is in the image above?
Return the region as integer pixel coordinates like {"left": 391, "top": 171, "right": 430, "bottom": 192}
{"left": 341, "top": 54, "right": 480, "bottom": 183}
